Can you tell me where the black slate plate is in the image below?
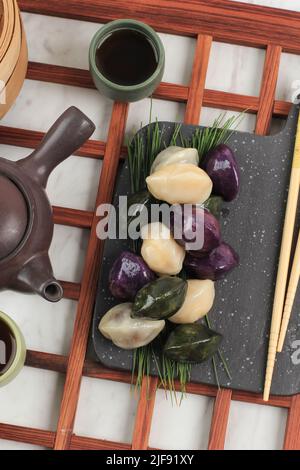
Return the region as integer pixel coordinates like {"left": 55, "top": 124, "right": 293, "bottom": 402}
{"left": 92, "top": 104, "right": 300, "bottom": 396}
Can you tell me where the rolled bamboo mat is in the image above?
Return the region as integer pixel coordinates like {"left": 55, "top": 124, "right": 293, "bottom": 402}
{"left": 0, "top": 1, "right": 28, "bottom": 119}
{"left": 0, "top": 21, "right": 28, "bottom": 119}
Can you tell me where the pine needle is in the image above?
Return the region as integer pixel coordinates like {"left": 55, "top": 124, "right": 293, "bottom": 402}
{"left": 205, "top": 315, "right": 232, "bottom": 383}
{"left": 217, "top": 348, "right": 232, "bottom": 382}
{"left": 181, "top": 112, "right": 244, "bottom": 162}
{"left": 170, "top": 123, "right": 182, "bottom": 146}
{"left": 212, "top": 355, "right": 220, "bottom": 390}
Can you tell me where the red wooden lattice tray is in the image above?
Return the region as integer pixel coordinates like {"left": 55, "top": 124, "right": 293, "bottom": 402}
{"left": 0, "top": 0, "right": 300, "bottom": 450}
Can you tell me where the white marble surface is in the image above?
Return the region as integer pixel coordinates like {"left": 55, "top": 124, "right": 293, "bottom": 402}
{"left": 0, "top": 0, "right": 300, "bottom": 450}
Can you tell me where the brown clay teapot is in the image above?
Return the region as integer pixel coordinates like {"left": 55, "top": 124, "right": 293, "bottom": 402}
{"left": 0, "top": 106, "right": 95, "bottom": 302}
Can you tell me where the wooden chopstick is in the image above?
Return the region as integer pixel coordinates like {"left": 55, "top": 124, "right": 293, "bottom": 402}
{"left": 277, "top": 230, "right": 300, "bottom": 352}
{"left": 263, "top": 110, "right": 300, "bottom": 401}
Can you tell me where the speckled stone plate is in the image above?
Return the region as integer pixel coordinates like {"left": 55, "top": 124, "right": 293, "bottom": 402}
{"left": 92, "top": 104, "right": 300, "bottom": 396}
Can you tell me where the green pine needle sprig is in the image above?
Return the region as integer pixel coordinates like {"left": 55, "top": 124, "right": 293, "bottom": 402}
{"left": 188, "top": 112, "right": 244, "bottom": 161}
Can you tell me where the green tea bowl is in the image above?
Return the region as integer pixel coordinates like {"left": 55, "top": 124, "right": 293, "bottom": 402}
{"left": 89, "top": 19, "right": 165, "bottom": 102}
{"left": 0, "top": 311, "right": 26, "bottom": 387}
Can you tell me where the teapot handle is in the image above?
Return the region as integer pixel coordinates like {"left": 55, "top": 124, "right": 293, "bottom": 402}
{"left": 18, "top": 107, "right": 96, "bottom": 187}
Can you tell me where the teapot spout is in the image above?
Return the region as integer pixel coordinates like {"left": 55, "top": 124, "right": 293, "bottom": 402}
{"left": 17, "top": 253, "right": 63, "bottom": 302}
{"left": 17, "top": 107, "right": 96, "bottom": 187}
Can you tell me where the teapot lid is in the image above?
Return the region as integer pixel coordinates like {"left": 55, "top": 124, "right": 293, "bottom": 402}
{"left": 0, "top": 175, "right": 28, "bottom": 260}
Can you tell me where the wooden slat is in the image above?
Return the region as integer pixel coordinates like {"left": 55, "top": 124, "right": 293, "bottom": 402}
{"left": 185, "top": 35, "right": 212, "bottom": 124}
{"left": 0, "top": 111, "right": 292, "bottom": 161}
{"left": 0, "top": 125, "right": 108, "bottom": 159}
{"left": 0, "top": 423, "right": 131, "bottom": 450}
{"left": 60, "top": 281, "right": 81, "bottom": 300}
{"left": 83, "top": 359, "right": 133, "bottom": 385}
{"left": 0, "top": 423, "right": 55, "bottom": 448}
{"left": 24, "top": 349, "right": 293, "bottom": 408}
{"left": 274, "top": 100, "right": 292, "bottom": 118}
{"left": 208, "top": 389, "right": 232, "bottom": 450}
{"left": 25, "top": 349, "right": 133, "bottom": 384}
{"left": 25, "top": 350, "right": 68, "bottom": 374}
{"left": 182, "top": 382, "right": 218, "bottom": 397}
{"left": 24, "top": 350, "right": 213, "bottom": 393}
{"left": 0, "top": 387, "right": 291, "bottom": 452}
{"left": 54, "top": 102, "right": 129, "bottom": 450}
{"left": 27, "top": 61, "right": 94, "bottom": 89}
{"left": 155, "top": 82, "right": 188, "bottom": 103}
{"left": 25, "top": 349, "right": 213, "bottom": 392}
{"left": 255, "top": 45, "right": 282, "bottom": 135}
{"left": 19, "top": 0, "right": 300, "bottom": 54}
{"left": 25, "top": 61, "right": 256, "bottom": 113}
{"left": 26, "top": 61, "right": 293, "bottom": 118}
{"left": 27, "top": 61, "right": 188, "bottom": 103}
{"left": 204, "top": 89, "right": 259, "bottom": 115}
{"left": 52, "top": 206, "right": 93, "bottom": 229}
{"left": 283, "top": 394, "right": 300, "bottom": 449}
{"left": 26, "top": 60, "right": 253, "bottom": 112}
{"left": 70, "top": 435, "right": 131, "bottom": 450}
{"left": 185, "top": 34, "right": 212, "bottom": 127}
{"left": 0, "top": 59, "right": 290, "bottom": 137}
{"left": 232, "top": 389, "right": 292, "bottom": 409}
{"left": 132, "top": 377, "right": 158, "bottom": 450}
{"left": 27, "top": 61, "right": 257, "bottom": 113}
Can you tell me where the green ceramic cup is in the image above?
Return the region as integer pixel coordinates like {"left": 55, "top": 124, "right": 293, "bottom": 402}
{"left": 0, "top": 311, "right": 26, "bottom": 387}
{"left": 89, "top": 19, "right": 165, "bottom": 102}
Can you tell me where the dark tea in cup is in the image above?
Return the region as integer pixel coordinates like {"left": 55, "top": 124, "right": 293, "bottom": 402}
{"left": 0, "top": 319, "right": 17, "bottom": 375}
{"left": 95, "top": 29, "right": 158, "bottom": 86}
{"left": 0, "top": 311, "right": 26, "bottom": 386}
{"left": 89, "top": 19, "right": 165, "bottom": 102}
